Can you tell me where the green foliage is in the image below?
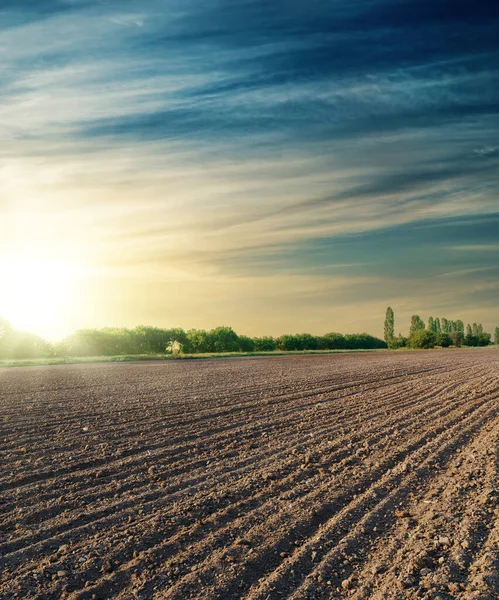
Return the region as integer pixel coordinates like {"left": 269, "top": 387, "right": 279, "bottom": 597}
{"left": 384, "top": 306, "right": 395, "bottom": 346}
{"left": 320, "top": 332, "right": 347, "bottom": 350}
{"left": 464, "top": 332, "right": 475, "bottom": 346}
{"left": 252, "top": 336, "right": 277, "bottom": 351}
{"left": 478, "top": 332, "right": 491, "bottom": 346}
{"left": 390, "top": 333, "right": 408, "bottom": 348}
{"left": 434, "top": 318, "right": 441, "bottom": 334}
{"left": 449, "top": 331, "right": 464, "bottom": 347}
{"left": 210, "top": 326, "right": 240, "bottom": 352}
{"left": 2, "top": 306, "right": 494, "bottom": 360}
{"left": 184, "top": 329, "right": 211, "bottom": 353}
{"left": 61, "top": 326, "right": 187, "bottom": 356}
{"left": 0, "top": 319, "right": 51, "bottom": 359}
{"left": 436, "top": 332, "right": 452, "bottom": 347}
{"left": 273, "top": 332, "right": 386, "bottom": 352}
{"left": 184, "top": 327, "right": 240, "bottom": 353}
{"left": 465, "top": 331, "right": 491, "bottom": 347}
{"left": 409, "top": 315, "right": 425, "bottom": 335}
{"left": 403, "top": 314, "right": 483, "bottom": 349}
{"left": 344, "top": 333, "right": 387, "bottom": 350}
{"left": 276, "top": 333, "right": 317, "bottom": 351}
{"left": 238, "top": 335, "right": 255, "bottom": 352}
{"left": 407, "top": 330, "right": 437, "bottom": 349}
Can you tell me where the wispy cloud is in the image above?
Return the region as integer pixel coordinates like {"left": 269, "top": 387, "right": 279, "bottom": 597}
{"left": 1, "top": 0, "right": 498, "bottom": 335}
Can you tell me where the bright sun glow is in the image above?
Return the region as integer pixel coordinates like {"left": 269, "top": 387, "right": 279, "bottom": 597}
{"left": 0, "top": 257, "right": 84, "bottom": 340}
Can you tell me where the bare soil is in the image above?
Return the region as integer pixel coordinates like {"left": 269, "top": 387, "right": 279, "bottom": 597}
{"left": 1, "top": 349, "right": 498, "bottom": 600}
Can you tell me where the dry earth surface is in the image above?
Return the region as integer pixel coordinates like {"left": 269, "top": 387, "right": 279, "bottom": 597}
{"left": 1, "top": 349, "right": 498, "bottom": 600}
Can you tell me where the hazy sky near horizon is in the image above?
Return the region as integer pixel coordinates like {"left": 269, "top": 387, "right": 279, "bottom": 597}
{"left": 1, "top": 0, "right": 499, "bottom": 339}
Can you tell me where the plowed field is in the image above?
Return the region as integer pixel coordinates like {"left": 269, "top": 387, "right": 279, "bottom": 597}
{"left": 1, "top": 349, "right": 498, "bottom": 600}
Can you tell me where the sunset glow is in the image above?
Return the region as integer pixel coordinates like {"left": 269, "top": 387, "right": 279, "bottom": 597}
{"left": 0, "top": 258, "right": 84, "bottom": 340}
{"left": 1, "top": 1, "right": 498, "bottom": 339}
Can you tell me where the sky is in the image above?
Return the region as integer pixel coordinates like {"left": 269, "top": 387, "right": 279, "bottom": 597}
{"left": 1, "top": 0, "right": 498, "bottom": 340}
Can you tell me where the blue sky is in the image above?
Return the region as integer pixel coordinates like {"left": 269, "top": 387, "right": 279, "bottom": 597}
{"left": 1, "top": 0, "right": 498, "bottom": 338}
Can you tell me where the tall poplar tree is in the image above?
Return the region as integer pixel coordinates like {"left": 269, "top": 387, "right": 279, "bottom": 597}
{"left": 384, "top": 307, "right": 395, "bottom": 346}
{"left": 441, "top": 317, "right": 449, "bottom": 333}
{"left": 495, "top": 327, "right": 499, "bottom": 345}
{"left": 434, "top": 318, "right": 440, "bottom": 333}
{"left": 410, "top": 315, "right": 425, "bottom": 335}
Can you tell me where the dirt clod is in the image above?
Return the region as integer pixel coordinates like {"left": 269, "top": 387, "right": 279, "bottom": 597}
{"left": 1, "top": 349, "right": 498, "bottom": 600}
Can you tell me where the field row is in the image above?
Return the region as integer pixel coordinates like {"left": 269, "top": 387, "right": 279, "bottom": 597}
{"left": 1, "top": 349, "right": 498, "bottom": 599}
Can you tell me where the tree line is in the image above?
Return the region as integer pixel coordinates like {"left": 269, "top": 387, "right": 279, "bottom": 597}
{"left": 0, "top": 319, "right": 50, "bottom": 359}
{"left": 384, "top": 308, "right": 497, "bottom": 349}
{"left": 0, "top": 319, "right": 387, "bottom": 359}
{"left": 58, "top": 327, "right": 387, "bottom": 356}
{"left": 2, "top": 312, "right": 497, "bottom": 359}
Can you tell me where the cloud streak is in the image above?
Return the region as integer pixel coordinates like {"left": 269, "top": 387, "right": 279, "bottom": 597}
{"left": 1, "top": 0, "right": 498, "bottom": 336}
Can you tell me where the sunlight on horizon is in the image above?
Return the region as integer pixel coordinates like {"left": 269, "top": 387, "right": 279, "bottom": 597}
{"left": 0, "top": 257, "right": 86, "bottom": 340}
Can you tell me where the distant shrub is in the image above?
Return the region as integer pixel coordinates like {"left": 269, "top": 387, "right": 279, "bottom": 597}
{"left": 436, "top": 332, "right": 452, "bottom": 347}
{"left": 238, "top": 335, "right": 255, "bottom": 352}
{"left": 276, "top": 334, "right": 304, "bottom": 351}
{"left": 252, "top": 336, "right": 277, "bottom": 352}
{"left": 319, "top": 332, "right": 347, "bottom": 350}
{"left": 390, "top": 334, "right": 407, "bottom": 348}
{"left": 465, "top": 332, "right": 491, "bottom": 347}
{"left": 344, "top": 333, "right": 387, "bottom": 350}
{"left": 407, "top": 330, "right": 437, "bottom": 349}
{"left": 210, "top": 326, "right": 240, "bottom": 352}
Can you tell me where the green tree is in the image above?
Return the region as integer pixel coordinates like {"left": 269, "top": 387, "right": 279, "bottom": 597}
{"left": 477, "top": 332, "right": 491, "bottom": 346}
{"left": 133, "top": 326, "right": 186, "bottom": 354}
{"left": 451, "top": 330, "right": 464, "bottom": 347}
{"left": 408, "top": 330, "right": 437, "bottom": 349}
{"left": 384, "top": 306, "right": 395, "bottom": 347}
{"left": 252, "top": 336, "right": 276, "bottom": 351}
{"left": 410, "top": 315, "right": 425, "bottom": 335}
{"left": 166, "top": 328, "right": 188, "bottom": 353}
{"left": 428, "top": 316, "right": 435, "bottom": 332}
{"left": 320, "top": 332, "right": 346, "bottom": 350}
{"left": 436, "top": 332, "right": 452, "bottom": 347}
{"left": 441, "top": 318, "right": 449, "bottom": 333}
{"left": 276, "top": 334, "right": 319, "bottom": 351}
{"left": 210, "top": 326, "right": 240, "bottom": 352}
{"left": 392, "top": 333, "right": 408, "bottom": 348}
{"left": 238, "top": 335, "right": 255, "bottom": 352}
{"left": 276, "top": 334, "right": 300, "bottom": 351}
{"left": 184, "top": 329, "right": 212, "bottom": 353}
{"left": 343, "top": 333, "right": 387, "bottom": 349}
{"left": 495, "top": 327, "right": 499, "bottom": 345}
{"left": 465, "top": 325, "right": 477, "bottom": 347}
{"left": 435, "top": 318, "right": 441, "bottom": 334}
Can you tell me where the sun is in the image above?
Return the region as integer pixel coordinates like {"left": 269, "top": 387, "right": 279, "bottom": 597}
{"left": 0, "top": 257, "right": 83, "bottom": 340}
